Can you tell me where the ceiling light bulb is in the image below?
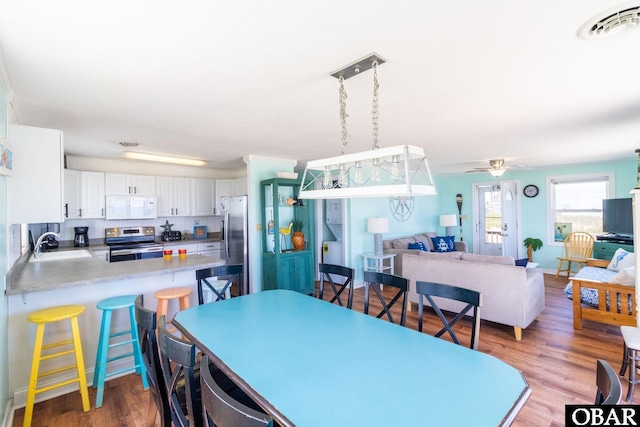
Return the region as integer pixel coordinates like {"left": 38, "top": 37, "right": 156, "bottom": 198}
{"left": 353, "top": 161, "right": 363, "bottom": 185}
{"left": 323, "top": 166, "right": 333, "bottom": 189}
{"left": 371, "top": 158, "right": 381, "bottom": 183}
{"left": 338, "top": 164, "right": 348, "bottom": 187}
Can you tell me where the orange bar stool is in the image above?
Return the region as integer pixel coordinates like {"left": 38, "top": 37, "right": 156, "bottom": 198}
{"left": 24, "top": 304, "right": 90, "bottom": 427}
{"left": 153, "top": 286, "right": 192, "bottom": 333}
{"left": 92, "top": 295, "right": 149, "bottom": 408}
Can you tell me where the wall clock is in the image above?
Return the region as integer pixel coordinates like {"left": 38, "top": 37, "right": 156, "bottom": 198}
{"left": 523, "top": 184, "right": 539, "bottom": 198}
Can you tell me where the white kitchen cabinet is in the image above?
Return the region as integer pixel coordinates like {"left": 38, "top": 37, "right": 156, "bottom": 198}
{"left": 8, "top": 124, "right": 64, "bottom": 224}
{"left": 191, "top": 178, "right": 217, "bottom": 216}
{"left": 81, "top": 171, "right": 106, "bottom": 218}
{"left": 198, "top": 241, "right": 221, "bottom": 258}
{"left": 215, "top": 177, "right": 247, "bottom": 213}
{"left": 105, "top": 173, "right": 155, "bottom": 196}
{"left": 157, "top": 176, "right": 191, "bottom": 217}
{"left": 64, "top": 169, "right": 82, "bottom": 220}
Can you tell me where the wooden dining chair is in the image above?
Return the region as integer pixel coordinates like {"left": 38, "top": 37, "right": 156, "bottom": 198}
{"left": 363, "top": 271, "right": 408, "bottom": 326}
{"left": 134, "top": 295, "right": 174, "bottom": 427}
{"left": 595, "top": 359, "right": 622, "bottom": 405}
{"left": 556, "top": 232, "right": 594, "bottom": 279}
{"left": 196, "top": 264, "right": 243, "bottom": 305}
{"left": 200, "top": 355, "right": 273, "bottom": 427}
{"left": 318, "top": 263, "right": 354, "bottom": 309}
{"left": 157, "top": 315, "right": 202, "bottom": 427}
{"left": 415, "top": 281, "right": 482, "bottom": 350}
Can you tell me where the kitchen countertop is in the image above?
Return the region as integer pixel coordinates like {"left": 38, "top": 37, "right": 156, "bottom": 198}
{"left": 6, "top": 248, "right": 224, "bottom": 296}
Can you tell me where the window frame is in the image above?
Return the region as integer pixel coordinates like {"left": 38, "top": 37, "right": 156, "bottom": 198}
{"left": 545, "top": 172, "right": 614, "bottom": 246}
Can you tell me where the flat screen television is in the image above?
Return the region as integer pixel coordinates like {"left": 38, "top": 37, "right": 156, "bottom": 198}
{"left": 602, "top": 198, "right": 633, "bottom": 237}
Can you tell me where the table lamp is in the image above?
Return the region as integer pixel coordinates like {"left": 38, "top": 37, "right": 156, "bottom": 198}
{"left": 439, "top": 214, "right": 457, "bottom": 236}
{"left": 368, "top": 217, "right": 389, "bottom": 255}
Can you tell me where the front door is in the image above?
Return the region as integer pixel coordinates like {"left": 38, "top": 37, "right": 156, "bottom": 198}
{"left": 474, "top": 181, "right": 520, "bottom": 258}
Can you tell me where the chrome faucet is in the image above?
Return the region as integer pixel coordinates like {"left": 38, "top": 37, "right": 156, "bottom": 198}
{"left": 33, "top": 232, "right": 60, "bottom": 258}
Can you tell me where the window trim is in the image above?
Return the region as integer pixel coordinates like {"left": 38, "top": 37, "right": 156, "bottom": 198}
{"left": 545, "top": 172, "right": 614, "bottom": 246}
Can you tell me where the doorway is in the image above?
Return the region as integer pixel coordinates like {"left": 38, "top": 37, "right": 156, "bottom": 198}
{"left": 473, "top": 181, "right": 520, "bottom": 258}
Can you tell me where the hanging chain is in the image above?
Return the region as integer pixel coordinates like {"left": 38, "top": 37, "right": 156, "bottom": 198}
{"left": 371, "top": 60, "right": 380, "bottom": 150}
{"left": 338, "top": 76, "right": 349, "bottom": 154}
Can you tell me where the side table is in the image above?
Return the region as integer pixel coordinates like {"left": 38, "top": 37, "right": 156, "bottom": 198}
{"left": 362, "top": 253, "right": 397, "bottom": 275}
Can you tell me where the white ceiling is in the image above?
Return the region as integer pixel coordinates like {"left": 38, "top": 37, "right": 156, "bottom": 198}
{"left": 1, "top": 0, "right": 639, "bottom": 174}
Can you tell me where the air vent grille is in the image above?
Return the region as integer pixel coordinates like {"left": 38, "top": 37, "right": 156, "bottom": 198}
{"left": 579, "top": 4, "right": 640, "bottom": 39}
{"left": 116, "top": 141, "right": 143, "bottom": 148}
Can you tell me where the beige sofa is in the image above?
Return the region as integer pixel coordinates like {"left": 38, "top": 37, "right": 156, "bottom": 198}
{"left": 383, "top": 232, "right": 468, "bottom": 275}
{"left": 401, "top": 252, "right": 545, "bottom": 340}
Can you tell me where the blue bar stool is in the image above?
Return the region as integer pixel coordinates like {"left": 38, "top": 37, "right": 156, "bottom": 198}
{"left": 93, "top": 295, "right": 149, "bottom": 408}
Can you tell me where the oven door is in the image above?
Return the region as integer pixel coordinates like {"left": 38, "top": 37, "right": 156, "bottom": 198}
{"left": 109, "top": 244, "right": 164, "bottom": 263}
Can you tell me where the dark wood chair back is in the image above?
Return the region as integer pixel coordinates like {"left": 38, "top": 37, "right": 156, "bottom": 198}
{"left": 200, "top": 355, "right": 273, "bottom": 427}
{"left": 595, "top": 359, "right": 622, "bottom": 405}
{"left": 318, "top": 263, "right": 355, "bottom": 309}
{"left": 157, "top": 315, "right": 202, "bottom": 427}
{"left": 134, "top": 295, "right": 173, "bottom": 427}
{"left": 196, "top": 264, "right": 243, "bottom": 305}
{"left": 363, "top": 271, "right": 408, "bottom": 326}
{"left": 415, "top": 281, "right": 482, "bottom": 350}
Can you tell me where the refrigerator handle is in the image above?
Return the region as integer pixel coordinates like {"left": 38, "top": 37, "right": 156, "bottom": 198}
{"left": 224, "top": 211, "right": 230, "bottom": 259}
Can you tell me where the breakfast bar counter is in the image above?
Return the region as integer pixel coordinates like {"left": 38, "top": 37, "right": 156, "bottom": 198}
{"left": 6, "top": 251, "right": 224, "bottom": 295}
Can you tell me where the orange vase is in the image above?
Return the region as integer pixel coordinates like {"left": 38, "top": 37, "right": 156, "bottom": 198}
{"left": 291, "top": 232, "right": 305, "bottom": 250}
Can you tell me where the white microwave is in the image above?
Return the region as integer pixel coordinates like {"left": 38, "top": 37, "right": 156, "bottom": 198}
{"left": 105, "top": 196, "right": 157, "bottom": 220}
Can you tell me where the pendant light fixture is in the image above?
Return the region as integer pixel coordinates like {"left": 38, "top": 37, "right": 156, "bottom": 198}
{"left": 298, "top": 53, "right": 437, "bottom": 200}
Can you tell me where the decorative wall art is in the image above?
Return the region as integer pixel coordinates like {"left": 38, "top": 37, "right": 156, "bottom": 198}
{"left": 554, "top": 222, "right": 571, "bottom": 242}
{"left": 0, "top": 142, "right": 12, "bottom": 176}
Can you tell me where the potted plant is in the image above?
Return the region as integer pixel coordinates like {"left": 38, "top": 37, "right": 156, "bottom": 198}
{"left": 291, "top": 220, "right": 305, "bottom": 250}
{"left": 523, "top": 237, "right": 543, "bottom": 262}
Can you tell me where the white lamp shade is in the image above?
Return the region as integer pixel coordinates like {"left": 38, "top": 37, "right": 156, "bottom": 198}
{"left": 439, "top": 214, "right": 457, "bottom": 227}
{"left": 368, "top": 217, "right": 389, "bottom": 234}
{"left": 489, "top": 168, "right": 506, "bottom": 177}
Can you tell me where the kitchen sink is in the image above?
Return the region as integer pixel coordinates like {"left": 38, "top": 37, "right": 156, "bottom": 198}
{"left": 30, "top": 249, "right": 93, "bottom": 263}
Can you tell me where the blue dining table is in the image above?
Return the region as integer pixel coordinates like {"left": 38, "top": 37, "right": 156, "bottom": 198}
{"left": 173, "top": 289, "right": 530, "bottom": 426}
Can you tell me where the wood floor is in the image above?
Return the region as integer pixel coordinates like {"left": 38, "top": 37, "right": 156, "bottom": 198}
{"left": 12, "top": 273, "right": 629, "bottom": 426}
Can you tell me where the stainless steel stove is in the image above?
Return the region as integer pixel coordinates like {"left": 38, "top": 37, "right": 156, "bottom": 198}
{"left": 105, "top": 226, "right": 164, "bottom": 262}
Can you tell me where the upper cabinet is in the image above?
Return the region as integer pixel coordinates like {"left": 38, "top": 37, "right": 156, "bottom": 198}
{"left": 105, "top": 173, "right": 155, "bottom": 195}
{"left": 63, "top": 169, "right": 82, "bottom": 220}
{"left": 8, "top": 125, "right": 64, "bottom": 224}
{"left": 63, "top": 170, "right": 105, "bottom": 219}
{"left": 157, "top": 176, "right": 191, "bottom": 217}
{"left": 191, "top": 178, "right": 216, "bottom": 216}
{"left": 81, "top": 171, "right": 105, "bottom": 218}
{"left": 216, "top": 177, "right": 247, "bottom": 213}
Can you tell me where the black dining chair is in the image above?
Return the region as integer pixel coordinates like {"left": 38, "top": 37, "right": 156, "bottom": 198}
{"left": 196, "top": 264, "right": 243, "bottom": 305}
{"left": 318, "top": 263, "right": 354, "bottom": 309}
{"left": 134, "top": 295, "right": 174, "bottom": 427}
{"left": 157, "top": 315, "right": 202, "bottom": 427}
{"left": 363, "top": 271, "right": 408, "bottom": 326}
{"left": 200, "top": 355, "right": 274, "bottom": 427}
{"left": 595, "top": 359, "right": 622, "bottom": 405}
{"left": 415, "top": 281, "right": 482, "bottom": 350}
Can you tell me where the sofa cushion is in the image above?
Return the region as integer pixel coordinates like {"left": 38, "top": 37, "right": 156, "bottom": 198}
{"left": 607, "top": 249, "right": 635, "bottom": 272}
{"left": 408, "top": 242, "right": 429, "bottom": 252}
{"left": 392, "top": 237, "right": 417, "bottom": 249}
{"left": 461, "top": 253, "right": 515, "bottom": 266}
{"left": 419, "top": 251, "right": 463, "bottom": 260}
{"left": 431, "top": 236, "right": 456, "bottom": 252}
{"left": 423, "top": 232, "right": 438, "bottom": 251}
{"left": 610, "top": 266, "right": 636, "bottom": 286}
{"left": 515, "top": 258, "right": 529, "bottom": 267}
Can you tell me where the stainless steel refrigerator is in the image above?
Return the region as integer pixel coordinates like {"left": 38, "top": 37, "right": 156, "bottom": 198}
{"left": 221, "top": 196, "right": 249, "bottom": 295}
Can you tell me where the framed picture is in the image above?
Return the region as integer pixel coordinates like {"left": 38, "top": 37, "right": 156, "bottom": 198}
{"left": 0, "top": 142, "right": 12, "bottom": 176}
{"left": 554, "top": 222, "right": 572, "bottom": 242}
{"left": 193, "top": 225, "right": 207, "bottom": 240}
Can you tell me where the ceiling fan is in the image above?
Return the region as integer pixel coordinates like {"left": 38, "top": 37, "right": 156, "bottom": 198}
{"left": 465, "top": 159, "right": 508, "bottom": 177}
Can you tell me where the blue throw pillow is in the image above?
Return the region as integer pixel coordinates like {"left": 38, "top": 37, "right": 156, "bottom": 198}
{"left": 431, "top": 236, "right": 455, "bottom": 253}
{"left": 515, "top": 258, "right": 529, "bottom": 267}
{"left": 408, "top": 242, "right": 429, "bottom": 252}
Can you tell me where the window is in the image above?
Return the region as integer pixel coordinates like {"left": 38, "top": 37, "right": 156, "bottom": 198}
{"left": 546, "top": 173, "right": 613, "bottom": 245}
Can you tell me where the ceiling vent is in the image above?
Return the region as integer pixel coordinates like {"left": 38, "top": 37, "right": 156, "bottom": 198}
{"left": 578, "top": 3, "right": 640, "bottom": 39}
{"left": 115, "top": 141, "right": 143, "bottom": 148}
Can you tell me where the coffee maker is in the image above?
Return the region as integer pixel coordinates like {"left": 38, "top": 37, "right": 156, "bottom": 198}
{"left": 43, "top": 223, "right": 60, "bottom": 249}
{"left": 74, "top": 226, "right": 89, "bottom": 247}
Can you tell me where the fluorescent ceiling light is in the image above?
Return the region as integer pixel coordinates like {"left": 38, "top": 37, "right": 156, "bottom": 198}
{"left": 122, "top": 151, "right": 207, "bottom": 166}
